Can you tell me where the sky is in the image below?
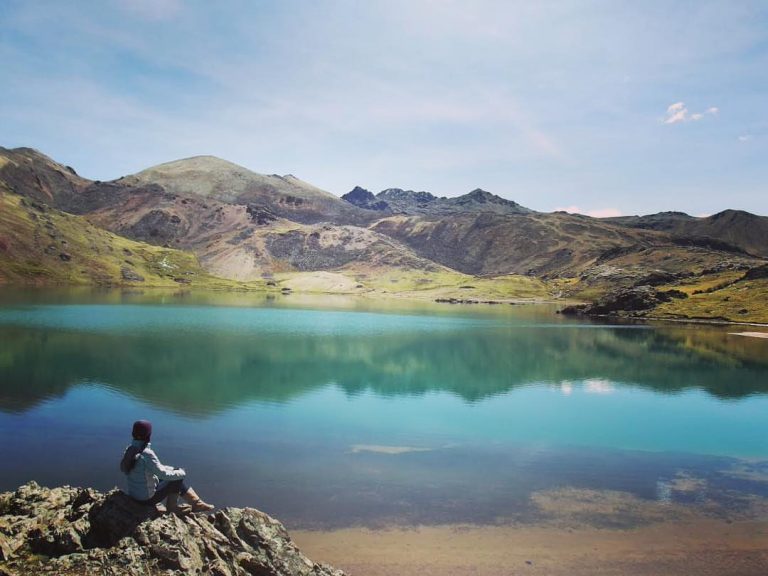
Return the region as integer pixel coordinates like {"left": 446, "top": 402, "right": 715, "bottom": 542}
{"left": 1, "top": 0, "right": 767, "bottom": 216}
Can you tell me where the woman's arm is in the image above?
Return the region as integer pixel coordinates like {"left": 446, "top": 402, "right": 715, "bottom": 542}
{"left": 142, "top": 448, "right": 186, "bottom": 481}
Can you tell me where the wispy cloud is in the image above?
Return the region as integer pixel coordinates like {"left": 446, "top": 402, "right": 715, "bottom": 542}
{"left": 555, "top": 206, "right": 622, "bottom": 218}
{"left": 738, "top": 134, "right": 753, "bottom": 142}
{"left": 664, "top": 102, "right": 719, "bottom": 124}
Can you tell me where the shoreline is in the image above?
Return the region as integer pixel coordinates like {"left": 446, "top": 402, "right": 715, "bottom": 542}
{"left": 1, "top": 283, "right": 768, "bottom": 328}
{"left": 730, "top": 331, "right": 768, "bottom": 339}
{"left": 293, "top": 518, "right": 768, "bottom": 576}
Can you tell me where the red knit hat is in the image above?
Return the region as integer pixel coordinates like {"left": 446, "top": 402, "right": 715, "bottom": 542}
{"left": 132, "top": 420, "right": 152, "bottom": 441}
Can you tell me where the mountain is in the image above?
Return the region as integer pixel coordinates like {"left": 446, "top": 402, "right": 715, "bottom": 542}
{"left": 0, "top": 147, "right": 88, "bottom": 208}
{"left": 0, "top": 148, "right": 444, "bottom": 282}
{"left": 340, "top": 186, "right": 391, "bottom": 211}
{"left": 607, "top": 210, "right": 768, "bottom": 258}
{"left": 122, "top": 155, "right": 373, "bottom": 225}
{"left": 344, "top": 186, "right": 532, "bottom": 216}
{"left": 370, "top": 209, "right": 759, "bottom": 281}
{"left": 1, "top": 146, "right": 766, "bottom": 322}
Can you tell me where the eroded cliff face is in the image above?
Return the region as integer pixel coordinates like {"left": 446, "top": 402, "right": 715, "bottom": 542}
{"left": 0, "top": 482, "right": 345, "bottom": 576}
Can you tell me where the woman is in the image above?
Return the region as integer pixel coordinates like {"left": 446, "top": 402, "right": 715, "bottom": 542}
{"left": 121, "top": 420, "right": 214, "bottom": 513}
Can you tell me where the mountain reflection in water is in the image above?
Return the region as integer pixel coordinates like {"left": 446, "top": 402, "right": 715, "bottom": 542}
{"left": 0, "top": 304, "right": 767, "bottom": 415}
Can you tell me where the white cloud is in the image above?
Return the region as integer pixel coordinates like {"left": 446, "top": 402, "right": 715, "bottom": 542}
{"left": 584, "top": 379, "right": 615, "bottom": 395}
{"left": 665, "top": 101, "right": 689, "bottom": 124}
{"left": 664, "top": 102, "right": 719, "bottom": 124}
{"left": 555, "top": 205, "right": 622, "bottom": 218}
{"left": 738, "top": 134, "right": 753, "bottom": 142}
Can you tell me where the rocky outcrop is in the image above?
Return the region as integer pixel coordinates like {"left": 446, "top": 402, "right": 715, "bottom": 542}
{"left": 741, "top": 264, "right": 768, "bottom": 281}
{"left": 0, "top": 482, "right": 345, "bottom": 576}
{"left": 340, "top": 186, "right": 390, "bottom": 212}
{"left": 560, "top": 285, "right": 687, "bottom": 317}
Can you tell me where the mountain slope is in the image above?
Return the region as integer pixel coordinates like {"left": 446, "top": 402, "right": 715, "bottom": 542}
{"left": 0, "top": 187, "right": 231, "bottom": 288}
{"left": 0, "top": 147, "right": 88, "bottom": 209}
{"left": 607, "top": 210, "right": 768, "bottom": 258}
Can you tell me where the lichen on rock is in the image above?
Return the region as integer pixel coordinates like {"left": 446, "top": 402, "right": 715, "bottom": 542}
{"left": 0, "top": 482, "right": 345, "bottom": 576}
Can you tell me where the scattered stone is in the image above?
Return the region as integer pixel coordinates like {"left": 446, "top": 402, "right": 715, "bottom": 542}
{"left": 120, "top": 267, "right": 145, "bottom": 282}
{"left": 58, "top": 252, "right": 71, "bottom": 262}
{"left": 435, "top": 298, "right": 502, "bottom": 305}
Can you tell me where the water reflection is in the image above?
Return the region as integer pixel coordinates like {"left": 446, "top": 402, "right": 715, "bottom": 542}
{"left": 0, "top": 306, "right": 767, "bottom": 414}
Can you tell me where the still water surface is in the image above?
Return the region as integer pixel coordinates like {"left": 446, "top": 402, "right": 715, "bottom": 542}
{"left": 1, "top": 290, "right": 767, "bottom": 528}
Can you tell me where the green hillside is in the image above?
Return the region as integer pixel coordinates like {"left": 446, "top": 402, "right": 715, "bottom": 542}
{"left": 0, "top": 189, "right": 245, "bottom": 289}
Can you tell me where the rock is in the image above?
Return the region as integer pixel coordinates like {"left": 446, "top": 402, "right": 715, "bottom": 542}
{"left": 741, "top": 264, "right": 768, "bottom": 281}
{"left": 341, "top": 186, "right": 391, "bottom": 212}
{"left": 59, "top": 252, "right": 72, "bottom": 262}
{"left": 121, "top": 266, "right": 145, "bottom": 282}
{"left": 577, "top": 286, "right": 671, "bottom": 316}
{"left": 0, "top": 482, "right": 346, "bottom": 576}
{"left": 558, "top": 305, "right": 586, "bottom": 316}
{"left": 661, "top": 289, "right": 688, "bottom": 299}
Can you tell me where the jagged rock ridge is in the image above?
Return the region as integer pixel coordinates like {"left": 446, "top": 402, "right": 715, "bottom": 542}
{"left": 346, "top": 186, "right": 533, "bottom": 216}
{"left": 0, "top": 482, "right": 345, "bottom": 576}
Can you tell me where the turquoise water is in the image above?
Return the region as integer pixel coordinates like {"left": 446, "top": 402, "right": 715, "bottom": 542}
{"left": 1, "top": 290, "right": 767, "bottom": 528}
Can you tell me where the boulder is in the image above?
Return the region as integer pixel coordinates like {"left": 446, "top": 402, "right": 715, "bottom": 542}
{"left": 741, "top": 264, "right": 768, "bottom": 281}
{"left": 0, "top": 482, "right": 345, "bottom": 576}
{"left": 120, "top": 266, "right": 145, "bottom": 282}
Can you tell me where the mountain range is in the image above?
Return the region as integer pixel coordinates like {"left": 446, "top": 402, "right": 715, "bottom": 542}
{"left": 1, "top": 146, "right": 766, "bottom": 322}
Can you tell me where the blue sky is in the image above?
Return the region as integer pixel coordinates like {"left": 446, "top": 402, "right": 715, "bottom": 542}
{"left": 1, "top": 0, "right": 766, "bottom": 216}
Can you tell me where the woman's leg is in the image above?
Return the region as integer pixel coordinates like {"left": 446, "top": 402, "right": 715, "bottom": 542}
{"left": 148, "top": 479, "right": 187, "bottom": 505}
{"left": 181, "top": 486, "right": 214, "bottom": 511}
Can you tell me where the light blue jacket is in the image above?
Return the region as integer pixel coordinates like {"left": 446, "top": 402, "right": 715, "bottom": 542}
{"left": 125, "top": 440, "right": 186, "bottom": 501}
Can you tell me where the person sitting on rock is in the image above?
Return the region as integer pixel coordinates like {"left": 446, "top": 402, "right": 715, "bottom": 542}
{"left": 120, "top": 419, "right": 214, "bottom": 513}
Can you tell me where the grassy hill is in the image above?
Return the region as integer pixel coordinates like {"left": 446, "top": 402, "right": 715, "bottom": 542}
{"left": 0, "top": 188, "right": 245, "bottom": 289}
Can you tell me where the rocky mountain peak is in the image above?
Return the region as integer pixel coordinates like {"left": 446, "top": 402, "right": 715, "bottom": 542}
{"left": 341, "top": 186, "right": 390, "bottom": 211}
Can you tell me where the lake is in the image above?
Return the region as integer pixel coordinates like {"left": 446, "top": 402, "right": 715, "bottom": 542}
{"left": 1, "top": 289, "right": 767, "bottom": 531}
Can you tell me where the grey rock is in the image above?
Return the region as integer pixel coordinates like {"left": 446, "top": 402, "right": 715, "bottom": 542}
{"left": 0, "top": 482, "right": 346, "bottom": 576}
{"left": 121, "top": 266, "right": 145, "bottom": 282}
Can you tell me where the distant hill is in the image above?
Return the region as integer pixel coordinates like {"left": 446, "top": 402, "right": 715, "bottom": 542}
{"left": 607, "top": 210, "right": 768, "bottom": 258}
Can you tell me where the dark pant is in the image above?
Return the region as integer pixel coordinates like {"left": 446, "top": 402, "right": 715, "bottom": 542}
{"left": 140, "top": 479, "right": 189, "bottom": 506}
